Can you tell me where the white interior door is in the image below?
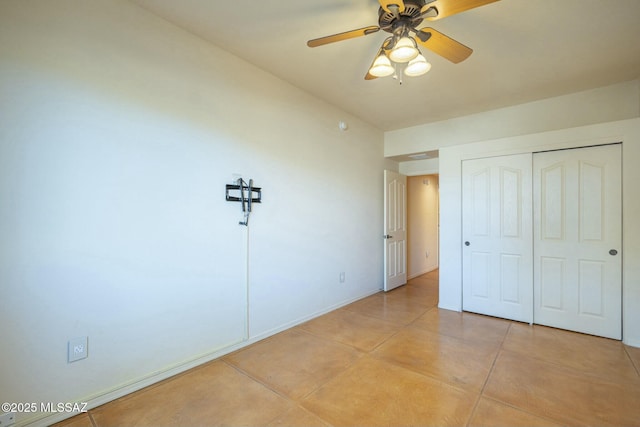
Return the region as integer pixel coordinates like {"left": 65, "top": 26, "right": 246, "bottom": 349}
{"left": 462, "top": 154, "right": 533, "bottom": 323}
{"left": 533, "top": 144, "right": 622, "bottom": 339}
{"left": 384, "top": 170, "right": 407, "bottom": 292}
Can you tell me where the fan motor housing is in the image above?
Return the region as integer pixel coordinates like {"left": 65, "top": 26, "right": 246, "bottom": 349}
{"left": 378, "top": 0, "right": 427, "bottom": 33}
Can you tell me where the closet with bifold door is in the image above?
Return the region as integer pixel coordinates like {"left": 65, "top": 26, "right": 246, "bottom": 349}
{"left": 462, "top": 144, "right": 622, "bottom": 339}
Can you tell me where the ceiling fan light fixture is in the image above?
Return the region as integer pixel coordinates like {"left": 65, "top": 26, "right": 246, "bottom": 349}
{"left": 388, "top": 36, "right": 419, "bottom": 63}
{"left": 307, "top": 0, "right": 497, "bottom": 81}
{"left": 369, "top": 52, "right": 395, "bottom": 77}
{"left": 404, "top": 54, "right": 431, "bottom": 76}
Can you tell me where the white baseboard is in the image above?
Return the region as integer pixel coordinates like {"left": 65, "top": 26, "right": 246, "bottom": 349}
{"left": 624, "top": 337, "right": 640, "bottom": 349}
{"left": 247, "top": 288, "right": 381, "bottom": 343}
{"left": 437, "top": 302, "right": 461, "bottom": 312}
{"left": 24, "top": 288, "right": 381, "bottom": 427}
{"left": 408, "top": 266, "right": 439, "bottom": 280}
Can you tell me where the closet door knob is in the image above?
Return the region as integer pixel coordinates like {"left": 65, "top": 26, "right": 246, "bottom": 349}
{"left": 464, "top": 241, "right": 470, "bottom": 246}
{"left": 609, "top": 249, "right": 618, "bottom": 256}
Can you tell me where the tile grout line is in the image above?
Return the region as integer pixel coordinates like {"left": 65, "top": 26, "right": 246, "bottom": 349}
{"left": 88, "top": 411, "right": 98, "bottom": 427}
{"left": 373, "top": 279, "right": 442, "bottom": 351}
{"left": 479, "top": 320, "right": 512, "bottom": 394}
{"left": 217, "top": 278, "right": 440, "bottom": 423}
{"left": 220, "top": 342, "right": 364, "bottom": 408}
{"left": 295, "top": 310, "right": 405, "bottom": 353}
{"left": 364, "top": 304, "right": 439, "bottom": 354}
{"left": 463, "top": 321, "right": 513, "bottom": 427}
{"left": 77, "top": 357, "right": 225, "bottom": 426}
{"left": 294, "top": 277, "right": 443, "bottom": 415}
{"left": 466, "top": 321, "right": 574, "bottom": 427}
{"left": 221, "top": 347, "right": 361, "bottom": 427}
{"left": 504, "top": 325, "right": 640, "bottom": 385}
{"left": 478, "top": 395, "right": 572, "bottom": 427}
{"left": 477, "top": 323, "right": 590, "bottom": 427}
{"left": 220, "top": 358, "right": 299, "bottom": 402}
{"left": 292, "top": 326, "right": 371, "bottom": 352}
{"left": 341, "top": 300, "right": 437, "bottom": 327}
{"left": 368, "top": 314, "right": 508, "bottom": 401}
{"left": 623, "top": 346, "right": 640, "bottom": 377}
{"left": 366, "top": 325, "right": 407, "bottom": 354}
{"left": 219, "top": 356, "right": 337, "bottom": 426}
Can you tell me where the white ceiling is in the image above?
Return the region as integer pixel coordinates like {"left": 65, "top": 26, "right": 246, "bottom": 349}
{"left": 131, "top": 0, "right": 640, "bottom": 132}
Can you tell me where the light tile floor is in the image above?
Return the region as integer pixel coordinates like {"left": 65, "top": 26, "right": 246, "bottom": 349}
{"left": 55, "top": 271, "right": 640, "bottom": 427}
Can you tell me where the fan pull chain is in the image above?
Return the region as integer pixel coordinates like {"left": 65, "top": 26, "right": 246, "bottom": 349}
{"left": 392, "top": 63, "right": 405, "bottom": 85}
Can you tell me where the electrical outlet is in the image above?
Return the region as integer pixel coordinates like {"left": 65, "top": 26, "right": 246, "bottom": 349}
{"left": 339, "top": 272, "right": 346, "bottom": 283}
{"left": 68, "top": 336, "right": 88, "bottom": 363}
{"left": 0, "top": 412, "right": 16, "bottom": 427}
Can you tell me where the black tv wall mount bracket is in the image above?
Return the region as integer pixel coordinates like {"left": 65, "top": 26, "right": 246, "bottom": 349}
{"left": 225, "top": 178, "right": 261, "bottom": 226}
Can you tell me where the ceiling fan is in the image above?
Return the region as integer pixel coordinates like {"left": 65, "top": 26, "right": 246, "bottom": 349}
{"left": 307, "top": 0, "right": 499, "bottom": 80}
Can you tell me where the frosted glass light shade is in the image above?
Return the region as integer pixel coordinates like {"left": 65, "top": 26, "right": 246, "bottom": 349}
{"left": 404, "top": 54, "right": 431, "bottom": 76}
{"left": 389, "top": 37, "right": 419, "bottom": 63}
{"left": 369, "top": 54, "right": 394, "bottom": 77}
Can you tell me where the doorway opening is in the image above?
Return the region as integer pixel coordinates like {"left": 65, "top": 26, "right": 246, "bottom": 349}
{"left": 407, "top": 174, "right": 440, "bottom": 280}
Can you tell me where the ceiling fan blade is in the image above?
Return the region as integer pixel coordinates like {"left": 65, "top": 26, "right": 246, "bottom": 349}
{"left": 415, "top": 28, "right": 473, "bottom": 63}
{"left": 379, "top": 0, "right": 405, "bottom": 14}
{"left": 307, "top": 26, "right": 380, "bottom": 47}
{"left": 421, "top": 0, "right": 499, "bottom": 21}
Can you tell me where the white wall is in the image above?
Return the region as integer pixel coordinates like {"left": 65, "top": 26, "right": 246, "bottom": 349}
{"left": 407, "top": 175, "right": 439, "bottom": 278}
{"left": 399, "top": 157, "right": 439, "bottom": 176}
{"left": 0, "top": 1, "right": 384, "bottom": 425}
{"left": 385, "top": 79, "right": 640, "bottom": 156}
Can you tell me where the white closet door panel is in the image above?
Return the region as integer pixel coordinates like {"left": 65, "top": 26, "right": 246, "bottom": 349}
{"left": 462, "top": 154, "right": 533, "bottom": 323}
{"left": 533, "top": 144, "right": 621, "bottom": 339}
